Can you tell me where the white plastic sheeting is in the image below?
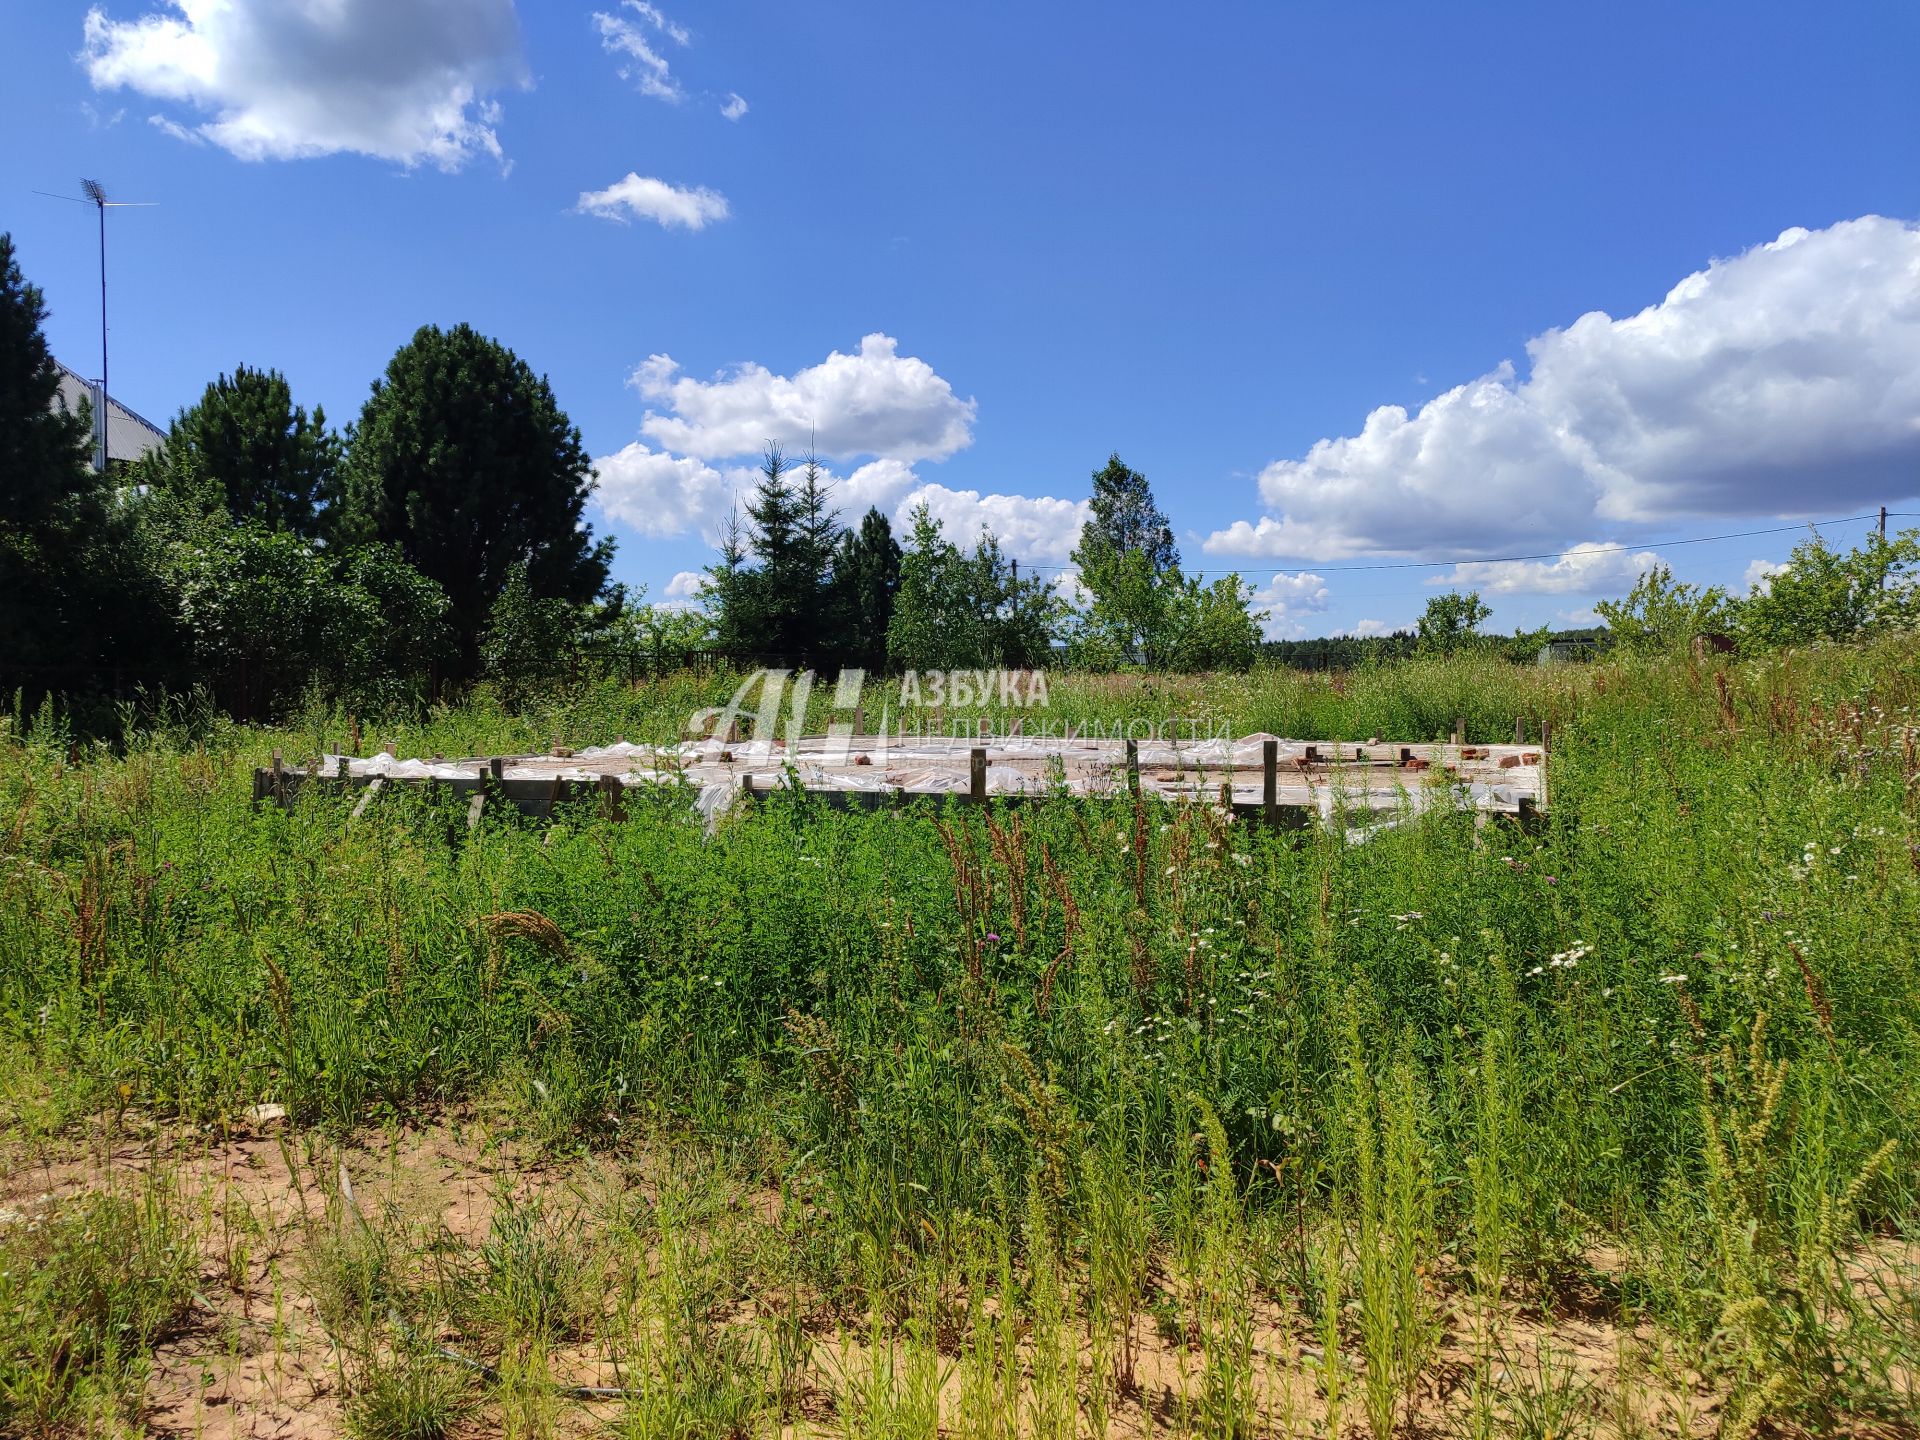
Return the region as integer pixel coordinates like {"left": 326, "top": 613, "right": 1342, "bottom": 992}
{"left": 326, "top": 732, "right": 1543, "bottom": 838}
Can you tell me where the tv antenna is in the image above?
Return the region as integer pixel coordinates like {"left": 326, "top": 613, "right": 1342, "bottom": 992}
{"left": 34, "top": 178, "right": 156, "bottom": 468}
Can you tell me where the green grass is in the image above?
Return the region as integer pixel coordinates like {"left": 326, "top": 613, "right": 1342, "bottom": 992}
{"left": 3, "top": 642, "right": 1919, "bottom": 1434}
{"left": 0, "top": 1182, "right": 198, "bottom": 1435}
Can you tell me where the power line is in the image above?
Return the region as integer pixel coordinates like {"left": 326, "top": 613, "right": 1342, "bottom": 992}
{"left": 1014, "top": 511, "right": 1915, "bottom": 575}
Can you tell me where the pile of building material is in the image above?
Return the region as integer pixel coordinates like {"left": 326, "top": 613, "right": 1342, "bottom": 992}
{"left": 254, "top": 732, "right": 1545, "bottom": 835}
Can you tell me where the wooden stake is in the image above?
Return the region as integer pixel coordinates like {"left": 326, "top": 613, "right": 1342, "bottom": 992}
{"left": 1125, "top": 739, "right": 1139, "bottom": 795}
{"left": 1262, "top": 739, "right": 1278, "bottom": 827}
{"left": 1515, "top": 717, "right": 1525, "bottom": 744}
{"left": 970, "top": 746, "right": 987, "bottom": 804}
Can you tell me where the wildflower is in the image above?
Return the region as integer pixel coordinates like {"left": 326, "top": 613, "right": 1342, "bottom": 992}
{"left": 983, "top": 932, "right": 1001, "bottom": 944}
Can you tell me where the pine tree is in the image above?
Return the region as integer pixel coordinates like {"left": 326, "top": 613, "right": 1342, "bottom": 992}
{"left": 150, "top": 365, "right": 342, "bottom": 540}
{"left": 340, "top": 324, "right": 613, "bottom": 679}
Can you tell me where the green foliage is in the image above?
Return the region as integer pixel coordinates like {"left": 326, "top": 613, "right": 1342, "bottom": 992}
{"left": 479, "top": 561, "right": 587, "bottom": 705}
{"left": 886, "top": 504, "right": 1061, "bottom": 669}
{"left": 164, "top": 522, "right": 452, "bottom": 718}
{"left": 832, "top": 505, "right": 902, "bottom": 671}
{"left": 1078, "top": 451, "right": 1177, "bottom": 575}
{"left": 5, "top": 642, "right": 1920, "bottom": 1433}
{"left": 0, "top": 234, "right": 98, "bottom": 541}
{"left": 1071, "top": 453, "right": 1179, "bottom": 664}
{"left": 1160, "top": 571, "right": 1265, "bottom": 671}
{"left": 1416, "top": 588, "right": 1492, "bottom": 654}
{"left": 341, "top": 323, "right": 613, "bottom": 679}
{"left": 1069, "top": 454, "right": 1264, "bottom": 669}
{"left": 593, "top": 586, "right": 716, "bottom": 671}
{"left": 337, "top": 543, "right": 455, "bottom": 711}
{"left": 1737, "top": 527, "right": 1920, "bottom": 648}
{"left": 0, "top": 1185, "right": 197, "bottom": 1433}
{"left": 146, "top": 365, "right": 342, "bottom": 540}
{"left": 704, "top": 445, "right": 840, "bottom": 661}
{"left": 0, "top": 232, "right": 164, "bottom": 699}
{"left": 1595, "top": 563, "right": 1733, "bottom": 655}
{"left": 171, "top": 521, "right": 358, "bottom": 718}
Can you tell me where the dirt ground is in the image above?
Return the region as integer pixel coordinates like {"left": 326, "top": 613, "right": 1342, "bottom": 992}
{"left": 0, "top": 1111, "right": 1793, "bottom": 1439}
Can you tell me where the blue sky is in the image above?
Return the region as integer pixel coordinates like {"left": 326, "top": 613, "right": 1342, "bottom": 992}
{"left": 4, "top": 1, "right": 1917, "bottom": 637}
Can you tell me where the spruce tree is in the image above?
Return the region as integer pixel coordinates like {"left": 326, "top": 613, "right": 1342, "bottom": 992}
{"left": 708, "top": 445, "right": 847, "bottom": 663}
{"left": 832, "top": 507, "right": 902, "bottom": 671}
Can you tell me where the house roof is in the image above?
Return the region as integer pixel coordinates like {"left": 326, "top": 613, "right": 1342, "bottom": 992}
{"left": 52, "top": 361, "right": 167, "bottom": 463}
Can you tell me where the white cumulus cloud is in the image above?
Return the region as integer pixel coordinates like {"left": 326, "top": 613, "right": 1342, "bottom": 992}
{"left": 1436, "top": 542, "right": 1663, "bottom": 596}
{"left": 635, "top": 335, "right": 977, "bottom": 463}
{"left": 664, "top": 570, "right": 707, "bottom": 599}
{"left": 1207, "top": 216, "right": 1920, "bottom": 561}
{"left": 720, "top": 92, "right": 747, "bottom": 121}
{"left": 82, "top": 0, "right": 527, "bottom": 169}
{"left": 1744, "top": 558, "right": 1789, "bottom": 594}
{"left": 592, "top": 442, "right": 738, "bottom": 538}
{"left": 576, "top": 173, "right": 729, "bottom": 230}
{"left": 1249, "top": 571, "right": 1331, "bottom": 638}
{"left": 898, "top": 484, "right": 1089, "bottom": 563}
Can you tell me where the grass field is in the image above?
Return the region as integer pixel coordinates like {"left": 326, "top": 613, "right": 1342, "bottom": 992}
{"left": 2, "top": 646, "right": 1917, "bottom": 1438}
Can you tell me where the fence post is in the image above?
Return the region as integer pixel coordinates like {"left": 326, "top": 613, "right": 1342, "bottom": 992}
{"left": 970, "top": 746, "right": 987, "bottom": 804}
{"left": 1262, "top": 739, "right": 1278, "bottom": 827}
{"left": 1125, "top": 739, "right": 1139, "bottom": 796}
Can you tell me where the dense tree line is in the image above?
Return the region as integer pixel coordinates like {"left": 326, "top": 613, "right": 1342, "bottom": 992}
{"left": 702, "top": 449, "right": 1266, "bottom": 674}
{"left": 0, "top": 232, "right": 623, "bottom": 720}
{"left": 13, "top": 232, "right": 1907, "bottom": 726}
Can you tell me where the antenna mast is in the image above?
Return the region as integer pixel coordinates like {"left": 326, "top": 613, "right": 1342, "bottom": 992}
{"left": 79, "top": 179, "right": 112, "bottom": 469}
